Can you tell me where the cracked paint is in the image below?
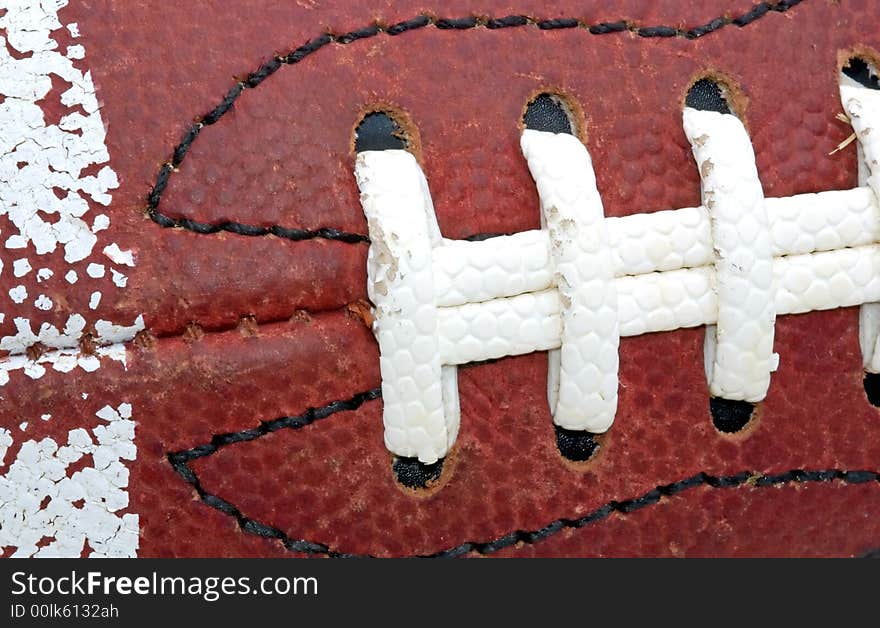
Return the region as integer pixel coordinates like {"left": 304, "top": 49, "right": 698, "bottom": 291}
{"left": 0, "top": 0, "right": 142, "bottom": 379}
{"left": 0, "top": 0, "right": 144, "bottom": 557}
{"left": 0, "top": 403, "right": 138, "bottom": 558}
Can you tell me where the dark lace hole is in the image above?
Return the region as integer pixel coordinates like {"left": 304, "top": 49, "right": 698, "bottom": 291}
{"left": 554, "top": 425, "right": 601, "bottom": 462}
{"left": 685, "top": 78, "right": 732, "bottom": 114}
{"left": 391, "top": 456, "right": 443, "bottom": 489}
{"left": 355, "top": 111, "right": 407, "bottom": 152}
{"left": 710, "top": 397, "right": 754, "bottom": 433}
{"left": 843, "top": 58, "right": 880, "bottom": 90}
{"left": 523, "top": 93, "right": 574, "bottom": 135}
{"left": 863, "top": 372, "right": 880, "bottom": 406}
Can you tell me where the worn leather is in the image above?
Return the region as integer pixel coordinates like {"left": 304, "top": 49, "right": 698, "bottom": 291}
{"left": 9, "top": 0, "right": 878, "bottom": 557}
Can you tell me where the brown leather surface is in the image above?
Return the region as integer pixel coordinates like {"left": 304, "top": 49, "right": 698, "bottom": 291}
{"left": 23, "top": 0, "right": 863, "bottom": 340}
{"left": 3, "top": 0, "right": 878, "bottom": 556}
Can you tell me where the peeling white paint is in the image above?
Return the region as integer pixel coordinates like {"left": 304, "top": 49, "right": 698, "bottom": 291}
{"left": 33, "top": 294, "right": 52, "bottom": 311}
{"left": 94, "top": 315, "right": 145, "bottom": 345}
{"left": 13, "top": 258, "right": 31, "bottom": 277}
{"left": 110, "top": 268, "right": 127, "bottom": 288}
{"left": 66, "top": 44, "right": 84, "bottom": 59}
{"left": 0, "top": 428, "right": 11, "bottom": 466}
{"left": 0, "top": 403, "right": 138, "bottom": 558}
{"left": 91, "top": 214, "right": 109, "bottom": 233}
{"left": 0, "top": 313, "right": 144, "bottom": 354}
{"left": 5, "top": 235, "right": 26, "bottom": 249}
{"left": 0, "top": 0, "right": 141, "bottom": 551}
{"left": 103, "top": 243, "right": 134, "bottom": 267}
{"left": 9, "top": 285, "right": 26, "bottom": 304}
{"left": 0, "top": 0, "right": 142, "bottom": 381}
{"left": 0, "top": 343, "right": 132, "bottom": 386}
{"left": 86, "top": 263, "right": 104, "bottom": 278}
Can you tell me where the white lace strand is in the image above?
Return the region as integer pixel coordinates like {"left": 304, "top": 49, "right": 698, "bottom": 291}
{"left": 355, "top": 79, "right": 880, "bottom": 458}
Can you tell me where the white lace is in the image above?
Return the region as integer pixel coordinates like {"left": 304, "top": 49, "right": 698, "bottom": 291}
{"left": 355, "top": 79, "right": 880, "bottom": 464}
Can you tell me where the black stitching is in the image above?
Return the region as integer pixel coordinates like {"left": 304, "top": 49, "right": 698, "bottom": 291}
{"left": 806, "top": 469, "right": 844, "bottom": 482}
{"left": 202, "top": 494, "right": 238, "bottom": 516}
{"left": 842, "top": 470, "right": 878, "bottom": 484}
{"left": 172, "top": 125, "right": 200, "bottom": 167}
{"left": 170, "top": 458, "right": 199, "bottom": 485}
{"left": 734, "top": 2, "right": 772, "bottom": 26}
{"left": 588, "top": 21, "right": 629, "bottom": 35}
{"left": 147, "top": 163, "right": 173, "bottom": 210}
{"left": 245, "top": 57, "right": 282, "bottom": 89}
{"left": 486, "top": 15, "right": 530, "bottom": 29}
{"left": 686, "top": 17, "right": 730, "bottom": 39}
{"left": 435, "top": 17, "right": 479, "bottom": 30}
{"left": 386, "top": 15, "right": 432, "bottom": 35}
{"left": 659, "top": 474, "right": 705, "bottom": 496}
{"left": 615, "top": 488, "right": 662, "bottom": 513}
{"left": 334, "top": 25, "right": 381, "bottom": 44}
{"left": 788, "top": 469, "right": 808, "bottom": 482}
{"left": 167, "top": 386, "right": 877, "bottom": 558}
{"left": 282, "top": 34, "right": 333, "bottom": 65}
{"left": 755, "top": 471, "right": 794, "bottom": 487}
{"left": 536, "top": 18, "right": 580, "bottom": 30}
{"left": 534, "top": 520, "right": 567, "bottom": 537}
{"left": 775, "top": 0, "right": 804, "bottom": 10}
{"left": 704, "top": 470, "right": 752, "bottom": 488}
{"left": 241, "top": 519, "right": 286, "bottom": 540}
{"left": 169, "top": 388, "right": 381, "bottom": 463}
{"left": 145, "top": 3, "right": 809, "bottom": 243}
{"left": 166, "top": 391, "right": 382, "bottom": 559}
{"left": 146, "top": 213, "right": 369, "bottom": 243}
{"left": 637, "top": 26, "right": 680, "bottom": 38}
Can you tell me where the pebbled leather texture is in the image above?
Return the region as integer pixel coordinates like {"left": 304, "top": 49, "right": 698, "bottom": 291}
{"left": 4, "top": 0, "right": 880, "bottom": 557}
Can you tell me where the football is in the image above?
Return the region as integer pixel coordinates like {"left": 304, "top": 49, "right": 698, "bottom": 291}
{"left": 2, "top": 0, "right": 880, "bottom": 557}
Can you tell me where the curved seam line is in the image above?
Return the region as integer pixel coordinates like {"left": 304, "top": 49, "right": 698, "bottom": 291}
{"left": 166, "top": 385, "right": 877, "bottom": 558}
{"left": 145, "top": 0, "right": 808, "bottom": 241}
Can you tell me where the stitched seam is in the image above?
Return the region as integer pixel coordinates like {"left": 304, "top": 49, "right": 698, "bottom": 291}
{"left": 167, "top": 389, "right": 381, "bottom": 558}
{"left": 166, "top": 384, "right": 876, "bottom": 558}
{"left": 146, "top": 303, "right": 365, "bottom": 341}
{"left": 145, "top": 1, "right": 807, "bottom": 240}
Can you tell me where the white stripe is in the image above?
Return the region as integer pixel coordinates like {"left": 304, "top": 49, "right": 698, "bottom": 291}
{"left": 0, "top": 0, "right": 141, "bottom": 557}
